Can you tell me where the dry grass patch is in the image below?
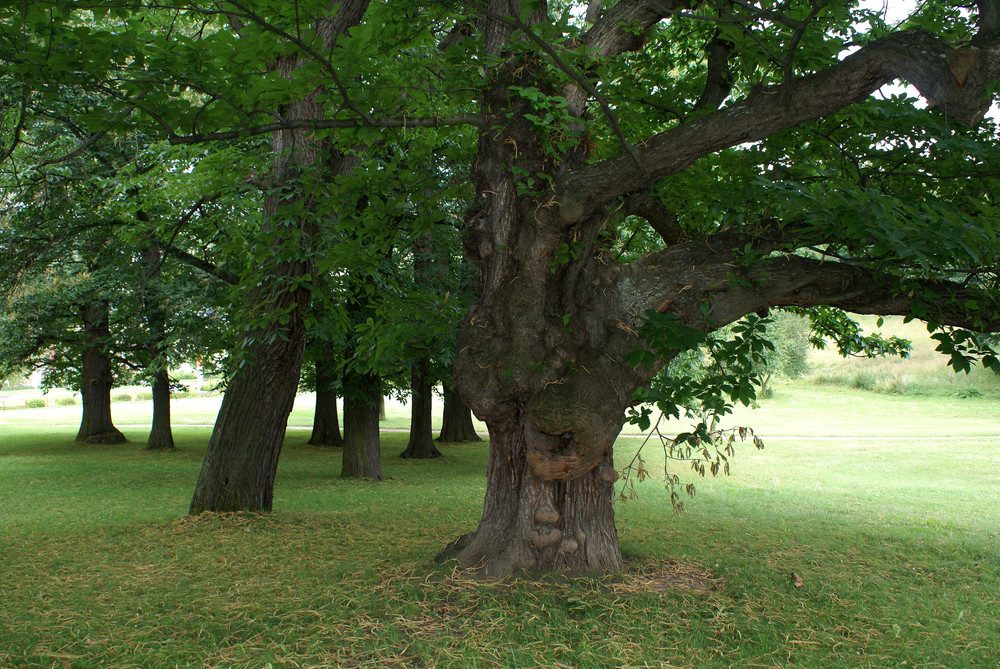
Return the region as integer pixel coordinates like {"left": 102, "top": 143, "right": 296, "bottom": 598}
{"left": 611, "top": 560, "right": 723, "bottom": 595}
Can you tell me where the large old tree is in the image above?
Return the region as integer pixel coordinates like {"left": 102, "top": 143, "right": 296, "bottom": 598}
{"left": 439, "top": 0, "right": 1000, "bottom": 574}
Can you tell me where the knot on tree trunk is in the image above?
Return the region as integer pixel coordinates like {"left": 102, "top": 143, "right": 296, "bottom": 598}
{"left": 524, "top": 373, "right": 622, "bottom": 482}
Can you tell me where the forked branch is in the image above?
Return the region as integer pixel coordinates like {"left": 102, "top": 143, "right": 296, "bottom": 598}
{"left": 558, "top": 29, "right": 1000, "bottom": 224}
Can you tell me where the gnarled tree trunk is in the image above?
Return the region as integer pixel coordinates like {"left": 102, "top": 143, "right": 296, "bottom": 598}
{"left": 442, "top": 1, "right": 637, "bottom": 573}
{"left": 400, "top": 359, "right": 441, "bottom": 458}
{"left": 437, "top": 386, "right": 481, "bottom": 443}
{"left": 76, "top": 302, "right": 126, "bottom": 444}
{"left": 438, "top": 405, "right": 622, "bottom": 575}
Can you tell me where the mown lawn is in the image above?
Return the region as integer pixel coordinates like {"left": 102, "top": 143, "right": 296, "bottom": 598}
{"left": 0, "top": 384, "right": 998, "bottom": 668}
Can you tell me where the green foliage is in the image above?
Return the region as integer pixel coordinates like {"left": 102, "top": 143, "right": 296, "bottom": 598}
{"left": 25, "top": 398, "right": 46, "bottom": 409}
{"left": 753, "top": 311, "right": 811, "bottom": 393}
{"left": 623, "top": 311, "right": 773, "bottom": 509}
{"left": 113, "top": 393, "right": 133, "bottom": 403}
{"left": 627, "top": 311, "right": 772, "bottom": 425}
{"left": 56, "top": 397, "right": 79, "bottom": 406}
{"left": 796, "top": 306, "right": 911, "bottom": 359}
{"left": 927, "top": 326, "right": 1000, "bottom": 375}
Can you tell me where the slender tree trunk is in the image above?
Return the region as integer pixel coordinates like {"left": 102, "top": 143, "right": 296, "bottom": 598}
{"left": 401, "top": 233, "right": 443, "bottom": 458}
{"left": 400, "top": 360, "right": 441, "bottom": 458}
{"left": 141, "top": 245, "right": 175, "bottom": 451}
{"left": 438, "top": 402, "right": 622, "bottom": 576}
{"left": 308, "top": 354, "right": 343, "bottom": 447}
{"left": 188, "top": 0, "right": 370, "bottom": 513}
{"left": 437, "top": 386, "right": 482, "bottom": 443}
{"left": 76, "top": 302, "right": 126, "bottom": 444}
{"left": 145, "top": 367, "right": 174, "bottom": 450}
{"left": 341, "top": 369, "right": 383, "bottom": 479}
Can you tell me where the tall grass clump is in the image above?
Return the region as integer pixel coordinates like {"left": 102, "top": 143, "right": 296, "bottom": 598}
{"left": 805, "top": 315, "right": 1000, "bottom": 397}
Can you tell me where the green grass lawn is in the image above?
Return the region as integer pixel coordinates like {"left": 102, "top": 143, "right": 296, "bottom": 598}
{"left": 0, "top": 383, "right": 998, "bottom": 668}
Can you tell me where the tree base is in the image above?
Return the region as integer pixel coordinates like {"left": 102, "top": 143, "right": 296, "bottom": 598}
{"left": 400, "top": 434, "right": 442, "bottom": 459}
{"left": 437, "top": 388, "right": 482, "bottom": 443}
{"left": 435, "top": 522, "right": 624, "bottom": 577}
{"left": 77, "top": 430, "right": 127, "bottom": 445}
{"left": 308, "top": 440, "right": 344, "bottom": 448}
{"left": 143, "top": 442, "right": 175, "bottom": 451}
{"left": 437, "top": 457, "right": 623, "bottom": 576}
{"left": 399, "top": 447, "right": 443, "bottom": 459}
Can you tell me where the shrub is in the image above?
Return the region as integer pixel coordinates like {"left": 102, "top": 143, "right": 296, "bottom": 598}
{"left": 56, "top": 397, "right": 78, "bottom": 406}
{"left": 112, "top": 393, "right": 133, "bottom": 403}
{"left": 200, "top": 383, "right": 220, "bottom": 392}
{"left": 134, "top": 391, "right": 153, "bottom": 401}
{"left": 172, "top": 370, "right": 198, "bottom": 380}
{"left": 26, "top": 398, "right": 46, "bottom": 409}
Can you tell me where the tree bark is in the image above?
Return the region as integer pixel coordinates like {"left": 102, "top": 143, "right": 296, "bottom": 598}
{"left": 400, "top": 360, "right": 442, "bottom": 458}
{"left": 188, "top": 0, "right": 370, "bottom": 513}
{"left": 76, "top": 302, "right": 126, "bottom": 444}
{"left": 437, "top": 404, "right": 622, "bottom": 576}
{"left": 308, "top": 354, "right": 343, "bottom": 448}
{"left": 145, "top": 367, "right": 174, "bottom": 450}
{"left": 190, "top": 330, "right": 304, "bottom": 512}
{"left": 437, "top": 386, "right": 482, "bottom": 443}
{"left": 141, "top": 245, "right": 174, "bottom": 451}
{"left": 445, "top": 0, "right": 634, "bottom": 573}
{"left": 341, "top": 369, "right": 383, "bottom": 479}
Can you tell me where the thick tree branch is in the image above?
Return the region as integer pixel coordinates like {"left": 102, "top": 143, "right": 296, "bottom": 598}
{"left": 581, "top": 0, "right": 696, "bottom": 58}
{"left": 979, "top": 0, "right": 999, "bottom": 36}
{"left": 164, "top": 246, "right": 239, "bottom": 285}
{"left": 736, "top": 256, "right": 999, "bottom": 333}
{"left": 692, "top": 34, "right": 733, "bottom": 111}
{"left": 620, "top": 191, "right": 682, "bottom": 245}
{"left": 585, "top": 0, "right": 603, "bottom": 24}
{"left": 165, "top": 114, "right": 484, "bottom": 145}
{"left": 627, "top": 236, "right": 1000, "bottom": 333}
{"left": 557, "top": 29, "right": 1000, "bottom": 224}
{"left": 499, "top": 9, "right": 638, "bottom": 164}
